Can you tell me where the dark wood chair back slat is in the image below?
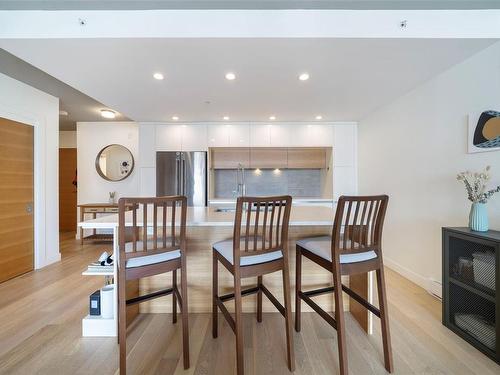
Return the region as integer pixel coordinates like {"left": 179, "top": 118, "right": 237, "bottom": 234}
{"left": 332, "top": 195, "right": 388, "bottom": 257}
{"left": 232, "top": 195, "right": 292, "bottom": 265}
{"left": 118, "top": 196, "right": 187, "bottom": 262}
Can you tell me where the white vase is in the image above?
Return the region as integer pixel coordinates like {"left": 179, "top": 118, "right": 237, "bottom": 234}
{"left": 100, "top": 284, "right": 114, "bottom": 319}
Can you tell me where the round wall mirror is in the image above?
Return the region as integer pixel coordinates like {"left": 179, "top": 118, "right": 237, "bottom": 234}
{"left": 95, "top": 144, "right": 135, "bottom": 181}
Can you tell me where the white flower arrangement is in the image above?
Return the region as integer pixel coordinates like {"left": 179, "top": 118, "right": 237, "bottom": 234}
{"left": 457, "top": 166, "right": 500, "bottom": 204}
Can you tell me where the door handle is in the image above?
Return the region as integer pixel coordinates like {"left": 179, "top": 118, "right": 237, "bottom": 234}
{"left": 176, "top": 153, "right": 181, "bottom": 195}
{"left": 26, "top": 202, "right": 33, "bottom": 214}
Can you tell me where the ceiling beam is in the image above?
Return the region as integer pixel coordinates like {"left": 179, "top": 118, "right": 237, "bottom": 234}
{"left": 1, "top": 9, "right": 500, "bottom": 39}
{"left": 1, "top": 1, "right": 500, "bottom": 11}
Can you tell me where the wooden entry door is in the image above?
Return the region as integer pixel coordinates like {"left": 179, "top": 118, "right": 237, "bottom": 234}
{"left": 0, "top": 117, "right": 34, "bottom": 283}
{"left": 59, "top": 148, "right": 77, "bottom": 232}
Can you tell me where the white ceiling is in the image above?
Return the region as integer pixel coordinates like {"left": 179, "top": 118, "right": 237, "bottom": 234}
{"left": 0, "top": 48, "right": 129, "bottom": 130}
{"left": 0, "top": 38, "right": 496, "bottom": 123}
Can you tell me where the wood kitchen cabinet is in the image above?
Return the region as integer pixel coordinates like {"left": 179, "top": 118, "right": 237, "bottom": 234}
{"left": 287, "top": 148, "right": 326, "bottom": 168}
{"left": 210, "top": 147, "right": 250, "bottom": 169}
{"left": 250, "top": 147, "right": 287, "bottom": 168}
{"left": 211, "top": 146, "right": 329, "bottom": 169}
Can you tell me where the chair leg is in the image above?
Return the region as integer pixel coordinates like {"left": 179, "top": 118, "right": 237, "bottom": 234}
{"left": 172, "top": 269, "right": 177, "bottom": 324}
{"left": 257, "top": 275, "right": 263, "bottom": 323}
{"left": 234, "top": 274, "right": 244, "bottom": 375}
{"left": 118, "top": 272, "right": 127, "bottom": 375}
{"left": 295, "top": 246, "right": 302, "bottom": 332}
{"left": 212, "top": 251, "right": 218, "bottom": 339}
{"left": 333, "top": 266, "right": 348, "bottom": 375}
{"left": 376, "top": 267, "right": 394, "bottom": 373}
{"left": 180, "top": 262, "right": 190, "bottom": 369}
{"left": 282, "top": 262, "right": 295, "bottom": 371}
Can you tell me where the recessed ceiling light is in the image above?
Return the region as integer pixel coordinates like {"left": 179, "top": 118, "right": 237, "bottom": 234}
{"left": 172, "top": 116, "right": 179, "bottom": 121}
{"left": 223, "top": 116, "right": 230, "bottom": 120}
{"left": 100, "top": 109, "right": 116, "bottom": 119}
{"left": 315, "top": 115, "right": 323, "bottom": 120}
{"left": 59, "top": 110, "right": 68, "bottom": 116}
{"left": 299, "top": 73, "right": 310, "bottom": 81}
{"left": 225, "top": 72, "right": 236, "bottom": 81}
{"left": 153, "top": 72, "right": 164, "bottom": 80}
{"left": 269, "top": 115, "right": 276, "bottom": 120}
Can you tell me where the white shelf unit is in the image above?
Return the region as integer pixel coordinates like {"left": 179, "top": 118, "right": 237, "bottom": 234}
{"left": 80, "top": 227, "right": 118, "bottom": 337}
{"left": 82, "top": 315, "right": 116, "bottom": 337}
{"left": 82, "top": 269, "right": 114, "bottom": 276}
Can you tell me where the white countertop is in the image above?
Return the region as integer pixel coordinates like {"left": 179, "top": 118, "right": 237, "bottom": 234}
{"left": 209, "top": 198, "right": 334, "bottom": 205}
{"left": 79, "top": 205, "right": 335, "bottom": 229}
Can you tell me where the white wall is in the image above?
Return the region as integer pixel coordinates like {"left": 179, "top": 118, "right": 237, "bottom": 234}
{"left": 59, "top": 130, "right": 76, "bottom": 148}
{"left": 0, "top": 72, "right": 60, "bottom": 268}
{"left": 77, "top": 122, "right": 139, "bottom": 236}
{"left": 358, "top": 42, "right": 500, "bottom": 293}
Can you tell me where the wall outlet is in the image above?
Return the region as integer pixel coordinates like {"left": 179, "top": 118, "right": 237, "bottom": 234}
{"left": 428, "top": 278, "right": 442, "bottom": 299}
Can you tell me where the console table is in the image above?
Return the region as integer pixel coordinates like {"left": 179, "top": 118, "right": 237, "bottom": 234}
{"left": 442, "top": 227, "right": 499, "bottom": 364}
{"left": 78, "top": 203, "right": 118, "bottom": 245}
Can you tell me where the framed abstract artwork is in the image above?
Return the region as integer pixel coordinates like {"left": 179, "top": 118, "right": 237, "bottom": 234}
{"left": 468, "top": 110, "right": 500, "bottom": 153}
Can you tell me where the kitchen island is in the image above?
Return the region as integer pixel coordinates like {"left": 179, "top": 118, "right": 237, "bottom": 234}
{"left": 79, "top": 205, "right": 373, "bottom": 336}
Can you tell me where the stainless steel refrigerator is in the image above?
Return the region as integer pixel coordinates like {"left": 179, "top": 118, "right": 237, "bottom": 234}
{"left": 156, "top": 151, "right": 207, "bottom": 206}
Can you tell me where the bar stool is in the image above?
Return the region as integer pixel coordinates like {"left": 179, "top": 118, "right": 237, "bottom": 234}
{"left": 295, "top": 195, "right": 392, "bottom": 375}
{"left": 117, "top": 196, "right": 189, "bottom": 375}
{"left": 212, "top": 196, "right": 295, "bottom": 375}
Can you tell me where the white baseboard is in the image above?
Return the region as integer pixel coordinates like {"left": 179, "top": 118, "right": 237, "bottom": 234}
{"left": 36, "top": 252, "right": 61, "bottom": 269}
{"left": 384, "top": 257, "right": 442, "bottom": 299}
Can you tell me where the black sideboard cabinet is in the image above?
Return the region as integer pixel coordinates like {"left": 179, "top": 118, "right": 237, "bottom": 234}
{"left": 442, "top": 227, "right": 500, "bottom": 364}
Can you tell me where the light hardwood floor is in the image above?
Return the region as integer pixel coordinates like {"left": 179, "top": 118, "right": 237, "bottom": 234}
{"left": 0, "top": 233, "right": 498, "bottom": 374}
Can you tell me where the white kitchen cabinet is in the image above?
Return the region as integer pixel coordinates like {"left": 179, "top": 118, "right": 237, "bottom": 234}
{"left": 138, "top": 124, "right": 156, "bottom": 168}
{"left": 181, "top": 124, "right": 207, "bottom": 151}
{"left": 139, "top": 167, "right": 156, "bottom": 196}
{"left": 333, "top": 123, "right": 356, "bottom": 166}
{"left": 249, "top": 123, "right": 271, "bottom": 147}
{"left": 333, "top": 166, "right": 357, "bottom": 200}
{"left": 207, "top": 124, "right": 230, "bottom": 147}
{"left": 271, "top": 124, "right": 334, "bottom": 147}
{"left": 270, "top": 123, "right": 291, "bottom": 146}
{"left": 156, "top": 124, "right": 207, "bottom": 151}
{"left": 305, "top": 124, "right": 334, "bottom": 147}
{"left": 155, "top": 124, "right": 182, "bottom": 151}
{"left": 229, "top": 123, "right": 250, "bottom": 147}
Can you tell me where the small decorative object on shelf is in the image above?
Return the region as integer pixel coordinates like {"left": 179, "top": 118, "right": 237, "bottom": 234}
{"left": 109, "top": 191, "right": 116, "bottom": 204}
{"left": 457, "top": 166, "right": 500, "bottom": 232}
{"left": 89, "top": 290, "right": 101, "bottom": 316}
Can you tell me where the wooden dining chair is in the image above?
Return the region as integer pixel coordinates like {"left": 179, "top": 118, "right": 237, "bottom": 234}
{"left": 212, "top": 195, "right": 295, "bottom": 375}
{"left": 295, "top": 195, "right": 392, "bottom": 375}
{"left": 117, "top": 196, "right": 189, "bottom": 375}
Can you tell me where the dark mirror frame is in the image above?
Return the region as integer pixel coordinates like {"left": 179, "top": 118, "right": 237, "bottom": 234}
{"left": 95, "top": 144, "right": 135, "bottom": 182}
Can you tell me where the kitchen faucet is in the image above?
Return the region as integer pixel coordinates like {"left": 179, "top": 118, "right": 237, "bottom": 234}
{"left": 235, "top": 163, "right": 246, "bottom": 197}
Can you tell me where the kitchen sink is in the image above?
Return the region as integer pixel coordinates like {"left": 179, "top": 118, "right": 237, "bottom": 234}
{"left": 215, "top": 208, "right": 236, "bottom": 212}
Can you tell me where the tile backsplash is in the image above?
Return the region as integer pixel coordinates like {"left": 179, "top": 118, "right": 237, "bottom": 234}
{"left": 213, "top": 169, "right": 322, "bottom": 198}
